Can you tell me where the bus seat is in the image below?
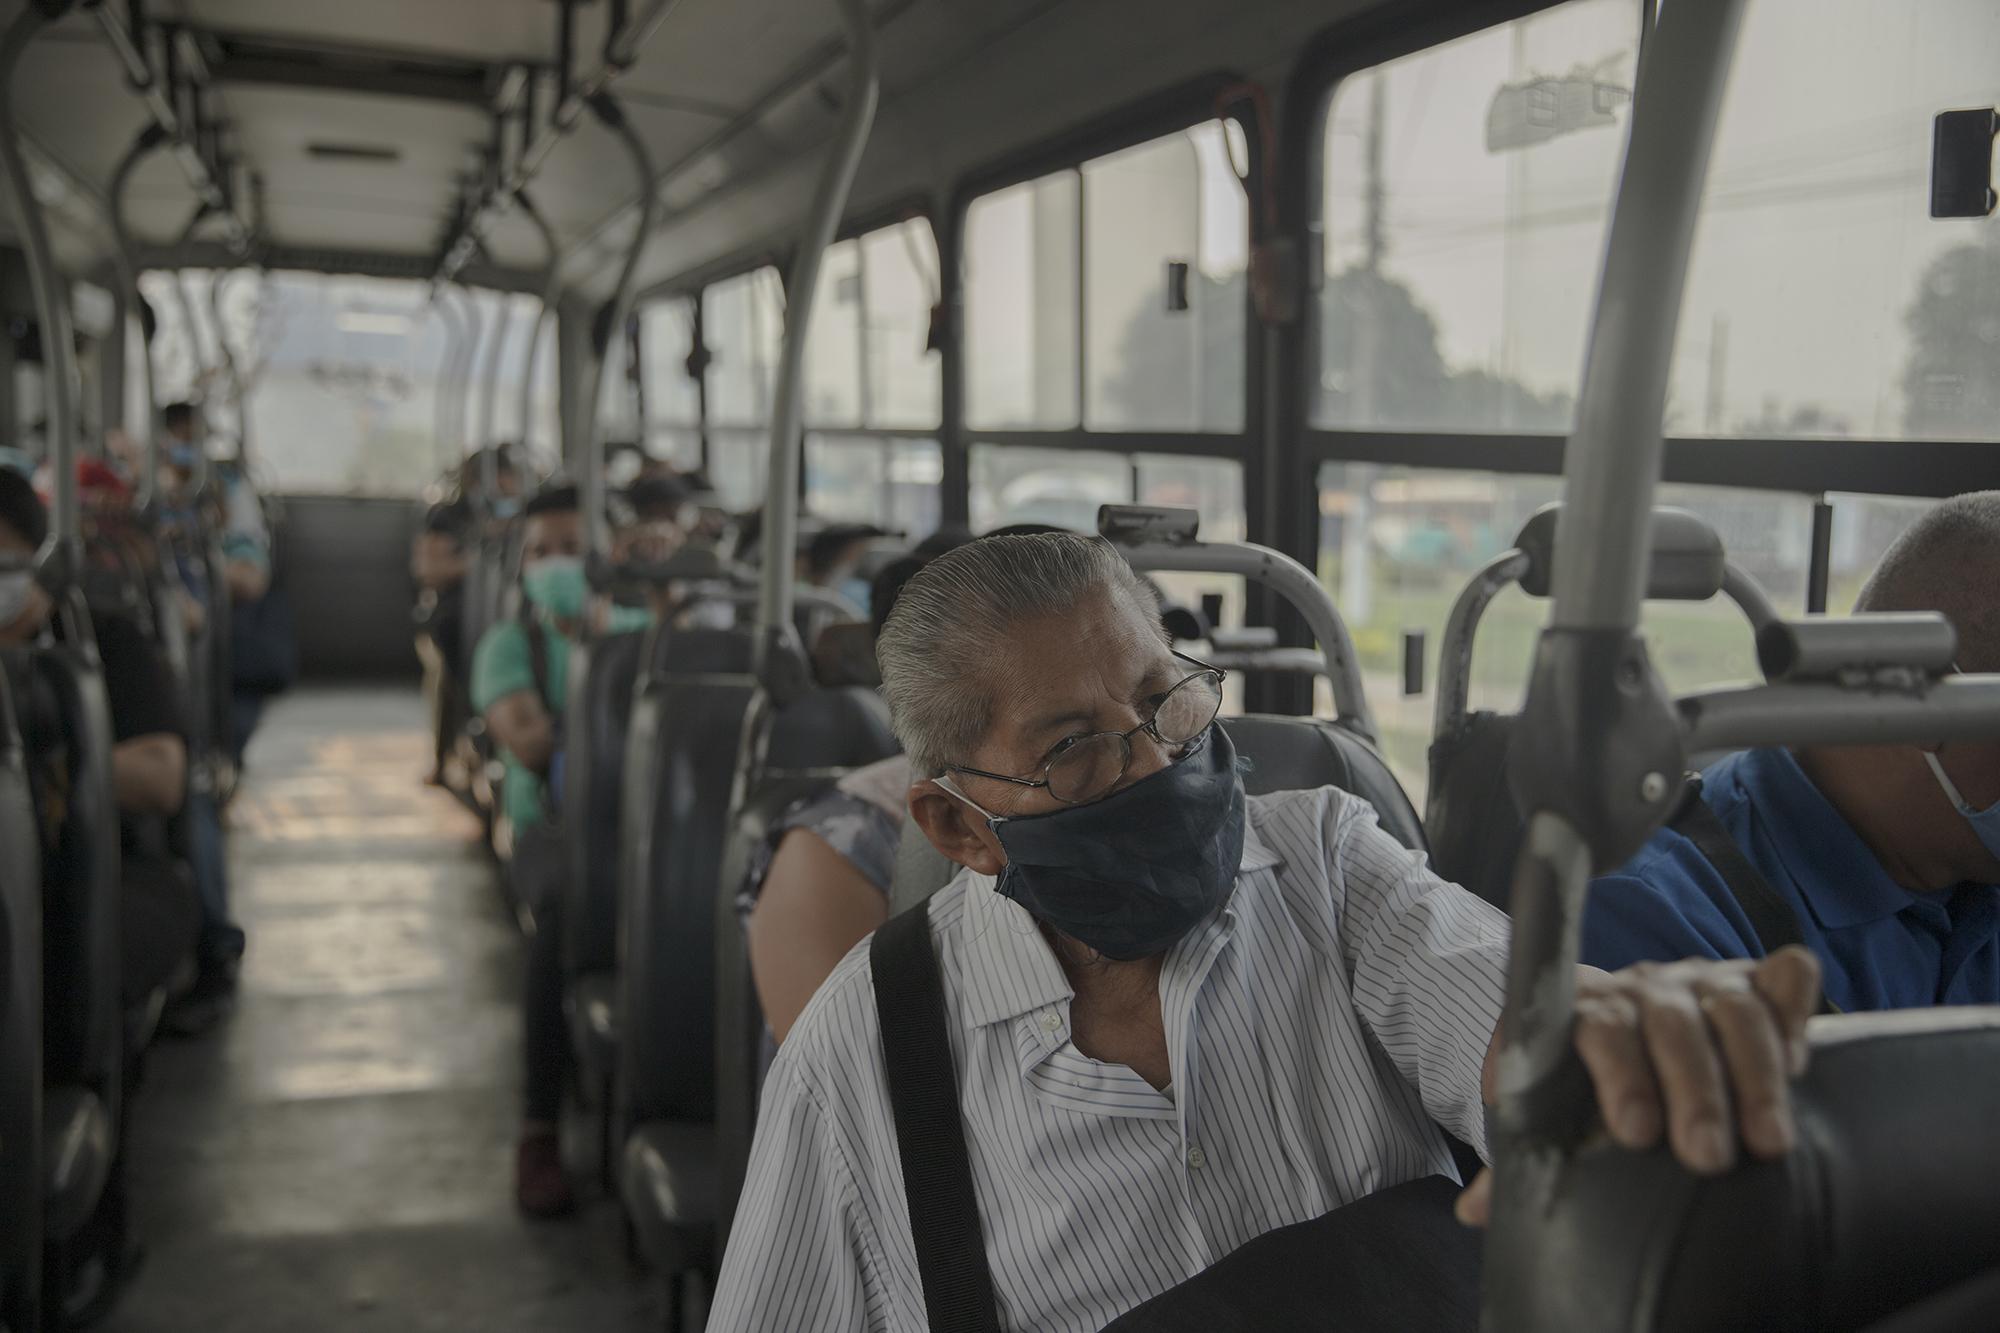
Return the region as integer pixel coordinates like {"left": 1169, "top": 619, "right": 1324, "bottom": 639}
{"left": 40, "top": 1086, "right": 111, "bottom": 1241}
{"left": 1223, "top": 715, "right": 1427, "bottom": 854}
{"left": 617, "top": 635, "right": 760, "bottom": 1294}
{"left": 623, "top": 1121, "right": 717, "bottom": 1279}
{"left": 1425, "top": 711, "right": 1520, "bottom": 909}
{"left": 13, "top": 642, "right": 123, "bottom": 1247}
{"left": 711, "top": 691, "right": 901, "bottom": 1241}
{"left": 1495, "top": 1007, "right": 2000, "bottom": 1332}
{"left": 0, "top": 671, "right": 42, "bottom": 1321}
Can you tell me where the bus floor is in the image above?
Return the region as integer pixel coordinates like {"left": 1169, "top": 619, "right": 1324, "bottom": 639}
{"left": 100, "top": 688, "right": 659, "bottom": 1332}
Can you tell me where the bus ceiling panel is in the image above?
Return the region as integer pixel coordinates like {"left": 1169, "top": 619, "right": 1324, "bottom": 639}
{"left": 175, "top": 0, "right": 573, "bottom": 68}
{"left": 593, "top": 0, "right": 1359, "bottom": 303}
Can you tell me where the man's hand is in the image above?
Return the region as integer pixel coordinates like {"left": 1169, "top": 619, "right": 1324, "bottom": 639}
{"left": 1457, "top": 946, "right": 1821, "bottom": 1225}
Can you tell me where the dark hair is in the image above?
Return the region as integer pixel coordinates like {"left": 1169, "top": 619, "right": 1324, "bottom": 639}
{"left": 423, "top": 498, "right": 473, "bottom": 540}
{"left": 981, "top": 522, "right": 1070, "bottom": 539}
{"left": 806, "top": 523, "right": 884, "bottom": 580}
{"left": 521, "top": 483, "right": 580, "bottom": 520}
{"left": 625, "top": 475, "right": 690, "bottom": 521}
{"left": 0, "top": 467, "right": 48, "bottom": 549}
{"left": 870, "top": 528, "right": 974, "bottom": 640}
{"left": 162, "top": 401, "right": 197, "bottom": 434}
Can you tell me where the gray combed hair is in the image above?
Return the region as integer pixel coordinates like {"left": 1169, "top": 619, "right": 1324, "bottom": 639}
{"left": 1855, "top": 490, "right": 2000, "bottom": 673}
{"left": 876, "top": 533, "right": 1162, "bottom": 777}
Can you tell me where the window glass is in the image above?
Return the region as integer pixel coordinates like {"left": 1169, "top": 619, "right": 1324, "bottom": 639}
{"left": 705, "top": 267, "right": 783, "bottom": 427}
{"left": 139, "top": 268, "right": 495, "bottom": 496}
{"left": 861, "top": 219, "right": 943, "bottom": 429}
{"left": 965, "top": 172, "right": 1081, "bottom": 429}
{"left": 707, "top": 427, "right": 769, "bottom": 511}
{"left": 1826, "top": 494, "right": 1937, "bottom": 611}
{"left": 1134, "top": 455, "right": 1248, "bottom": 708}
{"left": 595, "top": 314, "right": 641, "bottom": 445}
{"left": 1313, "top": 0, "right": 1638, "bottom": 433}
{"left": 649, "top": 427, "right": 704, "bottom": 472}
{"left": 1083, "top": 123, "right": 1247, "bottom": 431}
{"left": 641, "top": 298, "right": 701, "bottom": 430}
{"left": 969, "top": 442, "right": 1128, "bottom": 533}
{"left": 1669, "top": 0, "right": 1999, "bottom": 441}
{"left": 806, "top": 435, "right": 944, "bottom": 537}
{"left": 804, "top": 239, "right": 865, "bottom": 428}
{"left": 1316, "top": 463, "right": 1820, "bottom": 805}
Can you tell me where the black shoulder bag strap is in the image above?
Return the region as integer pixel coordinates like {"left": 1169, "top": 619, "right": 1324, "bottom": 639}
{"left": 522, "top": 613, "right": 554, "bottom": 715}
{"left": 1670, "top": 774, "right": 1806, "bottom": 955}
{"left": 870, "top": 900, "right": 1003, "bottom": 1333}
{"left": 1669, "top": 776, "right": 1841, "bottom": 1014}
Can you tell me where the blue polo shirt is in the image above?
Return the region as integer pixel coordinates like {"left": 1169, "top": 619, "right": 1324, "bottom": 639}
{"left": 1582, "top": 747, "right": 2000, "bottom": 1011}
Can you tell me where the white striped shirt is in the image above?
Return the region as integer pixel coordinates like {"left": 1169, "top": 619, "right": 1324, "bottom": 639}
{"left": 710, "top": 786, "right": 1512, "bottom": 1332}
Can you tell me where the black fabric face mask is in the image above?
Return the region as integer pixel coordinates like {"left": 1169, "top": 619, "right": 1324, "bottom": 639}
{"left": 970, "top": 725, "right": 1247, "bottom": 961}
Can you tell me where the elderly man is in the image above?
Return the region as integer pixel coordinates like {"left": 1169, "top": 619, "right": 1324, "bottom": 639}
{"left": 712, "top": 532, "right": 1819, "bottom": 1332}
{"left": 1586, "top": 492, "right": 2000, "bottom": 1008}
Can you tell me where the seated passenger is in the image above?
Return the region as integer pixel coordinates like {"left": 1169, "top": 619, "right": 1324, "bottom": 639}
{"left": 1, "top": 467, "right": 201, "bottom": 1009}
{"left": 1, "top": 467, "right": 203, "bottom": 1319}
{"left": 470, "top": 482, "right": 590, "bottom": 1218}
{"left": 1584, "top": 492, "right": 2000, "bottom": 1010}
{"left": 744, "top": 530, "right": 971, "bottom": 1044}
{"left": 713, "top": 532, "right": 1821, "bottom": 1333}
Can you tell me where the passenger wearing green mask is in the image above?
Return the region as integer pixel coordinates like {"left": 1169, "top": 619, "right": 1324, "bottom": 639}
{"left": 470, "top": 480, "right": 634, "bottom": 1217}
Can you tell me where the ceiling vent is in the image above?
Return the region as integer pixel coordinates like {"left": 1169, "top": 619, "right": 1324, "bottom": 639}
{"left": 306, "top": 142, "right": 403, "bottom": 163}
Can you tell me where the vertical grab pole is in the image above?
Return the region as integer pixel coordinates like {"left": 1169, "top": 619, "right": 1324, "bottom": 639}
{"left": 754, "top": 0, "right": 879, "bottom": 673}
{"left": 108, "top": 123, "right": 170, "bottom": 511}
{"left": 207, "top": 267, "right": 252, "bottom": 466}
{"left": 432, "top": 294, "right": 466, "bottom": 483}
{"left": 0, "top": 4, "right": 83, "bottom": 581}
{"left": 580, "top": 93, "right": 658, "bottom": 568}
{"left": 513, "top": 187, "right": 562, "bottom": 490}
{"left": 1484, "top": 3, "right": 1747, "bottom": 1329}
{"left": 476, "top": 291, "right": 516, "bottom": 465}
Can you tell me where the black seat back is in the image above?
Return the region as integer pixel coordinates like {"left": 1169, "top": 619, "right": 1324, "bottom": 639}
{"left": 0, "top": 668, "right": 43, "bottom": 1326}
{"left": 26, "top": 641, "right": 123, "bottom": 1107}
{"left": 560, "top": 629, "right": 648, "bottom": 980}
{"left": 713, "top": 685, "right": 902, "bottom": 1242}
{"left": 1224, "top": 714, "right": 1427, "bottom": 854}
{"left": 616, "top": 628, "right": 758, "bottom": 1136}
{"left": 1425, "top": 712, "right": 1519, "bottom": 908}
{"left": 1491, "top": 1008, "right": 2000, "bottom": 1332}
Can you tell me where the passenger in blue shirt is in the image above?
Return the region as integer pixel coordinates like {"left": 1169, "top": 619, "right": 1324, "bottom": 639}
{"left": 1584, "top": 492, "right": 2000, "bottom": 1010}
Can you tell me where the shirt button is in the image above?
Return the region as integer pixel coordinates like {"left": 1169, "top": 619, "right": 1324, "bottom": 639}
{"left": 1186, "top": 1146, "right": 1207, "bottom": 1170}
{"left": 1040, "top": 1011, "right": 1061, "bottom": 1033}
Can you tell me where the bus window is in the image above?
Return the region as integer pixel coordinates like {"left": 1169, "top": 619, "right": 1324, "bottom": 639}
{"left": 703, "top": 266, "right": 784, "bottom": 428}
{"left": 1083, "top": 122, "right": 1247, "bottom": 432}
{"left": 966, "top": 171, "right": 1081, "bottom": 430}
{"left": 639, "top": 297, "right": 701, "bottom": 469}
{"left": 1313, "top": 0, "right": 1638, "bottom": 434}
{"left": 1317, "top": 462, "right": 1834, "bottom": 804}
{"left": 805, "top": 436, "right": 943, "bottom": 536}
{"left": 968, "top": 121, "right": 1248, "bottom": 436}
{"left": 969, "top": 442, "right": 1129, "bottom": 532}
{"left": 1668, "top": 0, "right": 2000, "bottom": 441}
{"left": 800, "top": 218, "right": 942, "bottom": 531}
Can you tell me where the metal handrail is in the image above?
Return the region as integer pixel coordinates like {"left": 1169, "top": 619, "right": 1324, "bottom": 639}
{"left": 580, "top": 93, "right": 658, "bottom": 564}
{"left": 754, "top": 0, "right": 880, "bottom": 666}
{"left": 513, "top": 188, "right": 562, "bottom": 491}
{"left": 0, "top": 5, "right": 81, "bottom": 576}
{"left": 107, "top": 123, "right": 170, "bottom": 511}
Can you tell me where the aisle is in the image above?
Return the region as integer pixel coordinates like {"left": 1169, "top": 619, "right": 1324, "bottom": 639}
{"left": 102, "top": 689, "right": 657, "bottom": 1332}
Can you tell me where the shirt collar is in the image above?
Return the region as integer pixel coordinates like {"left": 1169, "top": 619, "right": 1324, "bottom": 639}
{"left": 1736, "top": 748, "right": 1914, "bottom": 930}
{"left": 955, "top": 811, "right": 1283, "bottom": 1030}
